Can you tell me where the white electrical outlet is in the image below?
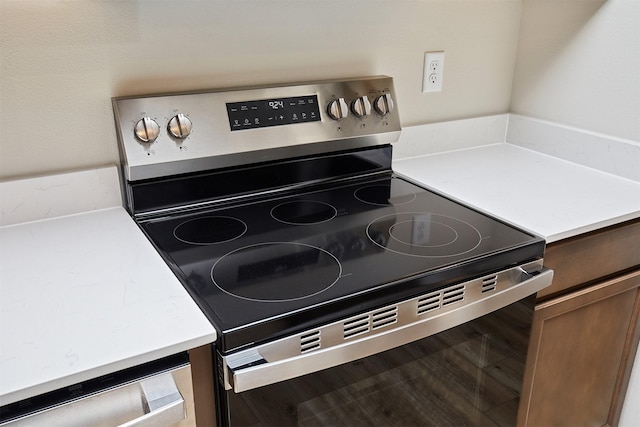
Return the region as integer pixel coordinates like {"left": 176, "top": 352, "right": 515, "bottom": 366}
{"left": 422, "top": 51, "right": 445, "bottom": 93}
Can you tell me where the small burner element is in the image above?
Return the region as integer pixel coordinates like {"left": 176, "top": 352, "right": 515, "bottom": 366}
{"left": 354, "top": 184, "right": 416, "bottom": 206}
{"left": 367, "top": 213, "right": 482, "bottom": 257}
{"left": 271, "top": 200, "right": 337, "bottom": 225}
{"left": 174, "top": 216, "right": 247, "bottom": 245}
{"left": 211, "top": 242, "right": 342, "bottom": 302}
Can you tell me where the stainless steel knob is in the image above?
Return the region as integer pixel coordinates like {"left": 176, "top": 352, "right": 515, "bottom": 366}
{"left": 167, "top": 113, "right": 193, "bottom": 139}
{"left": 374, "top": 94, "right": 394, "bottom": 116}
{"left": 351, "top": 96, "right": 372, "bottom": 118}
{"left": 327, "top": 98, "right": 349, "bottom": 120}
{"left": 134, "top": 117, "right": 160, "bottom": 143}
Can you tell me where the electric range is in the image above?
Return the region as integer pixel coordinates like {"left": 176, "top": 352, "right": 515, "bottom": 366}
{"left": 113, "top": 76, "right": 552, "bottom": 425}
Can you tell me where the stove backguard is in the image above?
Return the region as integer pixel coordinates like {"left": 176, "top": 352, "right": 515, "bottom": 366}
{"left": 113, "top": 76, "right": 401, "bottom": 186}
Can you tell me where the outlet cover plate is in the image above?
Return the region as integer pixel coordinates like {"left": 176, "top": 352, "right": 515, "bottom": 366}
{"left": 422, "top": 51, "right": 445, "bottom": 93}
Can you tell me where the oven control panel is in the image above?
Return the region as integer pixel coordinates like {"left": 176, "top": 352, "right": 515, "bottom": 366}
{"left": 226, "top": 95, "right": 321, "bottom": 131}
{"left": 113, "top": 76, "right": 401, "bottom": 182}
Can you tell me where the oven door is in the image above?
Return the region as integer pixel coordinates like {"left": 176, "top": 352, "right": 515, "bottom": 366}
{"left": 217, "top": 267, "right": 552, "bottom": 426}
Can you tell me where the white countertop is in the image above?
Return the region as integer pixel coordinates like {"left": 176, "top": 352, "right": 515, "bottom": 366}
{"left": 0, "top": 168, "right": 216, "bottom": 406}
{"left": 393, "top": 124, "right": 640, "bottom": 243}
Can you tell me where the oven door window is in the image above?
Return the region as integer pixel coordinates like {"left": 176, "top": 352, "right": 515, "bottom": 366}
{"left": 220, "top": 296, "right": 534, "bottom": 426}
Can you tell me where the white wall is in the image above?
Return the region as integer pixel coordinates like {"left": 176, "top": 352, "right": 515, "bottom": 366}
{"left": 510, "top": 0, "right": 640, "bottom": 142}
{"left": 0, "top": 0, "right": 522, "bottom": 180}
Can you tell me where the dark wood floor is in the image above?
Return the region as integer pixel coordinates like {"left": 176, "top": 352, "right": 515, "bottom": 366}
{"left": 225, "top": 297, "right": 533, "bottom": 426}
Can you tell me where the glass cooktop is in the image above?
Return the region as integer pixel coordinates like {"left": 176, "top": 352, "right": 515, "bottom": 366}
{"left": 141, "top": 175, "right": 544, "bottom": 352}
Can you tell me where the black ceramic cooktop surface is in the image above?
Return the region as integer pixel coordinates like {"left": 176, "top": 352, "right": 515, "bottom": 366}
{"left": 141, "top": 175, "right": 544, "bottom": 352}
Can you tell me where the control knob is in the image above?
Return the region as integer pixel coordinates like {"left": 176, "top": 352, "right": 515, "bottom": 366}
{"left": 327, "top": 98, "right": 349, "bottom": 120}
{"left": 374, "top": 94, "right": 394, "bottom": 116}
{"left": 167, "top": 113, "right": 193, "bottom": 139}
{"left": 134, "top": 117, "right": 160, "bottom": 143}
{"left": 351, "top": 96, "right": 372, "bottom": 118}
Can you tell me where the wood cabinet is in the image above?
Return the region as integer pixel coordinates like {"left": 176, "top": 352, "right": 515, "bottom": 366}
{"left": 518, "top": 219, "right": 640, "bottom": 427}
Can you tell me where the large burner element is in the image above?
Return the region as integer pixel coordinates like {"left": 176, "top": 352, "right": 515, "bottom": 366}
{"left": 174, "top": 216, "right": 247, "bottom": 245}
{"left": 211, "top": 242, "right": 342, "bottom": 302}
{"left": 367, "top": 213, "right": 482, "bottom": 257}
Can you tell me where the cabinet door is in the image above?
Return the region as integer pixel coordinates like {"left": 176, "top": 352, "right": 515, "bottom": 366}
{"left": 518, "top": 270, "right": 640, "bottom": 427}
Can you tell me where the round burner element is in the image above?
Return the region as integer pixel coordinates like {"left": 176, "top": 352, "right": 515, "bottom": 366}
{"left": 367, "top": 213, "right": 482, "bottom": 258}
{"left": 174, "top": 216, "right": 247, "bottom": 245}
{"left": 354, "top": 184, "right": 416, "bottom": 206}
{"left": 271, "top": 200, "right": 337, "bottom": 225}
{"left": 211, "top": 242, "right": 342, "bottom": 302}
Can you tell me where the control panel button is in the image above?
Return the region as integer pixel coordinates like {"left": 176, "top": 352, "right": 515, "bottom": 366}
{"left": 351, "top": 96, "right": 372, "bottom": 118}
{"left": 134, "top": 117, "right": 160, "bottom": 143}
{"left": 374, "top": 94, "right": 394, "bottom": 116}
{"left": 168, "top": 113, "right": 193, "bottom": 139}
{"left": 327, "top": 98, "right": 349, "bottom": 120}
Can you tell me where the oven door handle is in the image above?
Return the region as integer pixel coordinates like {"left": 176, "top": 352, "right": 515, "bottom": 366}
{"left": 224, "top": 266, "right": 553, "bottom": 393}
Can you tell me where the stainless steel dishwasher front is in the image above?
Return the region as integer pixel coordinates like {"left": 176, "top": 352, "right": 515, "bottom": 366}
{"left": 0, "top": 361, "right": 195, "bottom": 427}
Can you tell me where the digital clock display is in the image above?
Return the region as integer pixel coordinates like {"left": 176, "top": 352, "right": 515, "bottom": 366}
{"left": 226, "top": 95, "right": 321, "bottom": 131}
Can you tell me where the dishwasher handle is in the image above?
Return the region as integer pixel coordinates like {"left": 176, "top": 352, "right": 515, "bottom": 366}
{"left": 118, "top": 372, "right": 185, "bottom": 427}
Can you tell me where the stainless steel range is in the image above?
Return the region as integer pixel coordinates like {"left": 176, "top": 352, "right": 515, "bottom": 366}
{"left": 113, "top": 76, "right": 553, "bottom": 426}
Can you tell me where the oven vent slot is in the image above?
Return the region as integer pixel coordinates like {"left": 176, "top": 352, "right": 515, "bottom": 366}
{"left": 300, "top": 330, "right": 321, "bottom": 353}
{"left": 442, "top": 284, "right": 466, "bottom": 306}
{"left": 371, "top": 306, "right": 398, "bottom": 330}
{"left": 343, "top": 314, "right": 370, "bottom": 339}
{"left": 482, "top": 275, "right": 498, "bottom": 293}
{"left": 417, "top": 291, "right": 441, "bottom": 314}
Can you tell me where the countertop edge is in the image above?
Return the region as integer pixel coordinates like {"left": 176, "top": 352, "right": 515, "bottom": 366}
{"left": 0, "top": 333, "right": 216, "bottom": 407}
